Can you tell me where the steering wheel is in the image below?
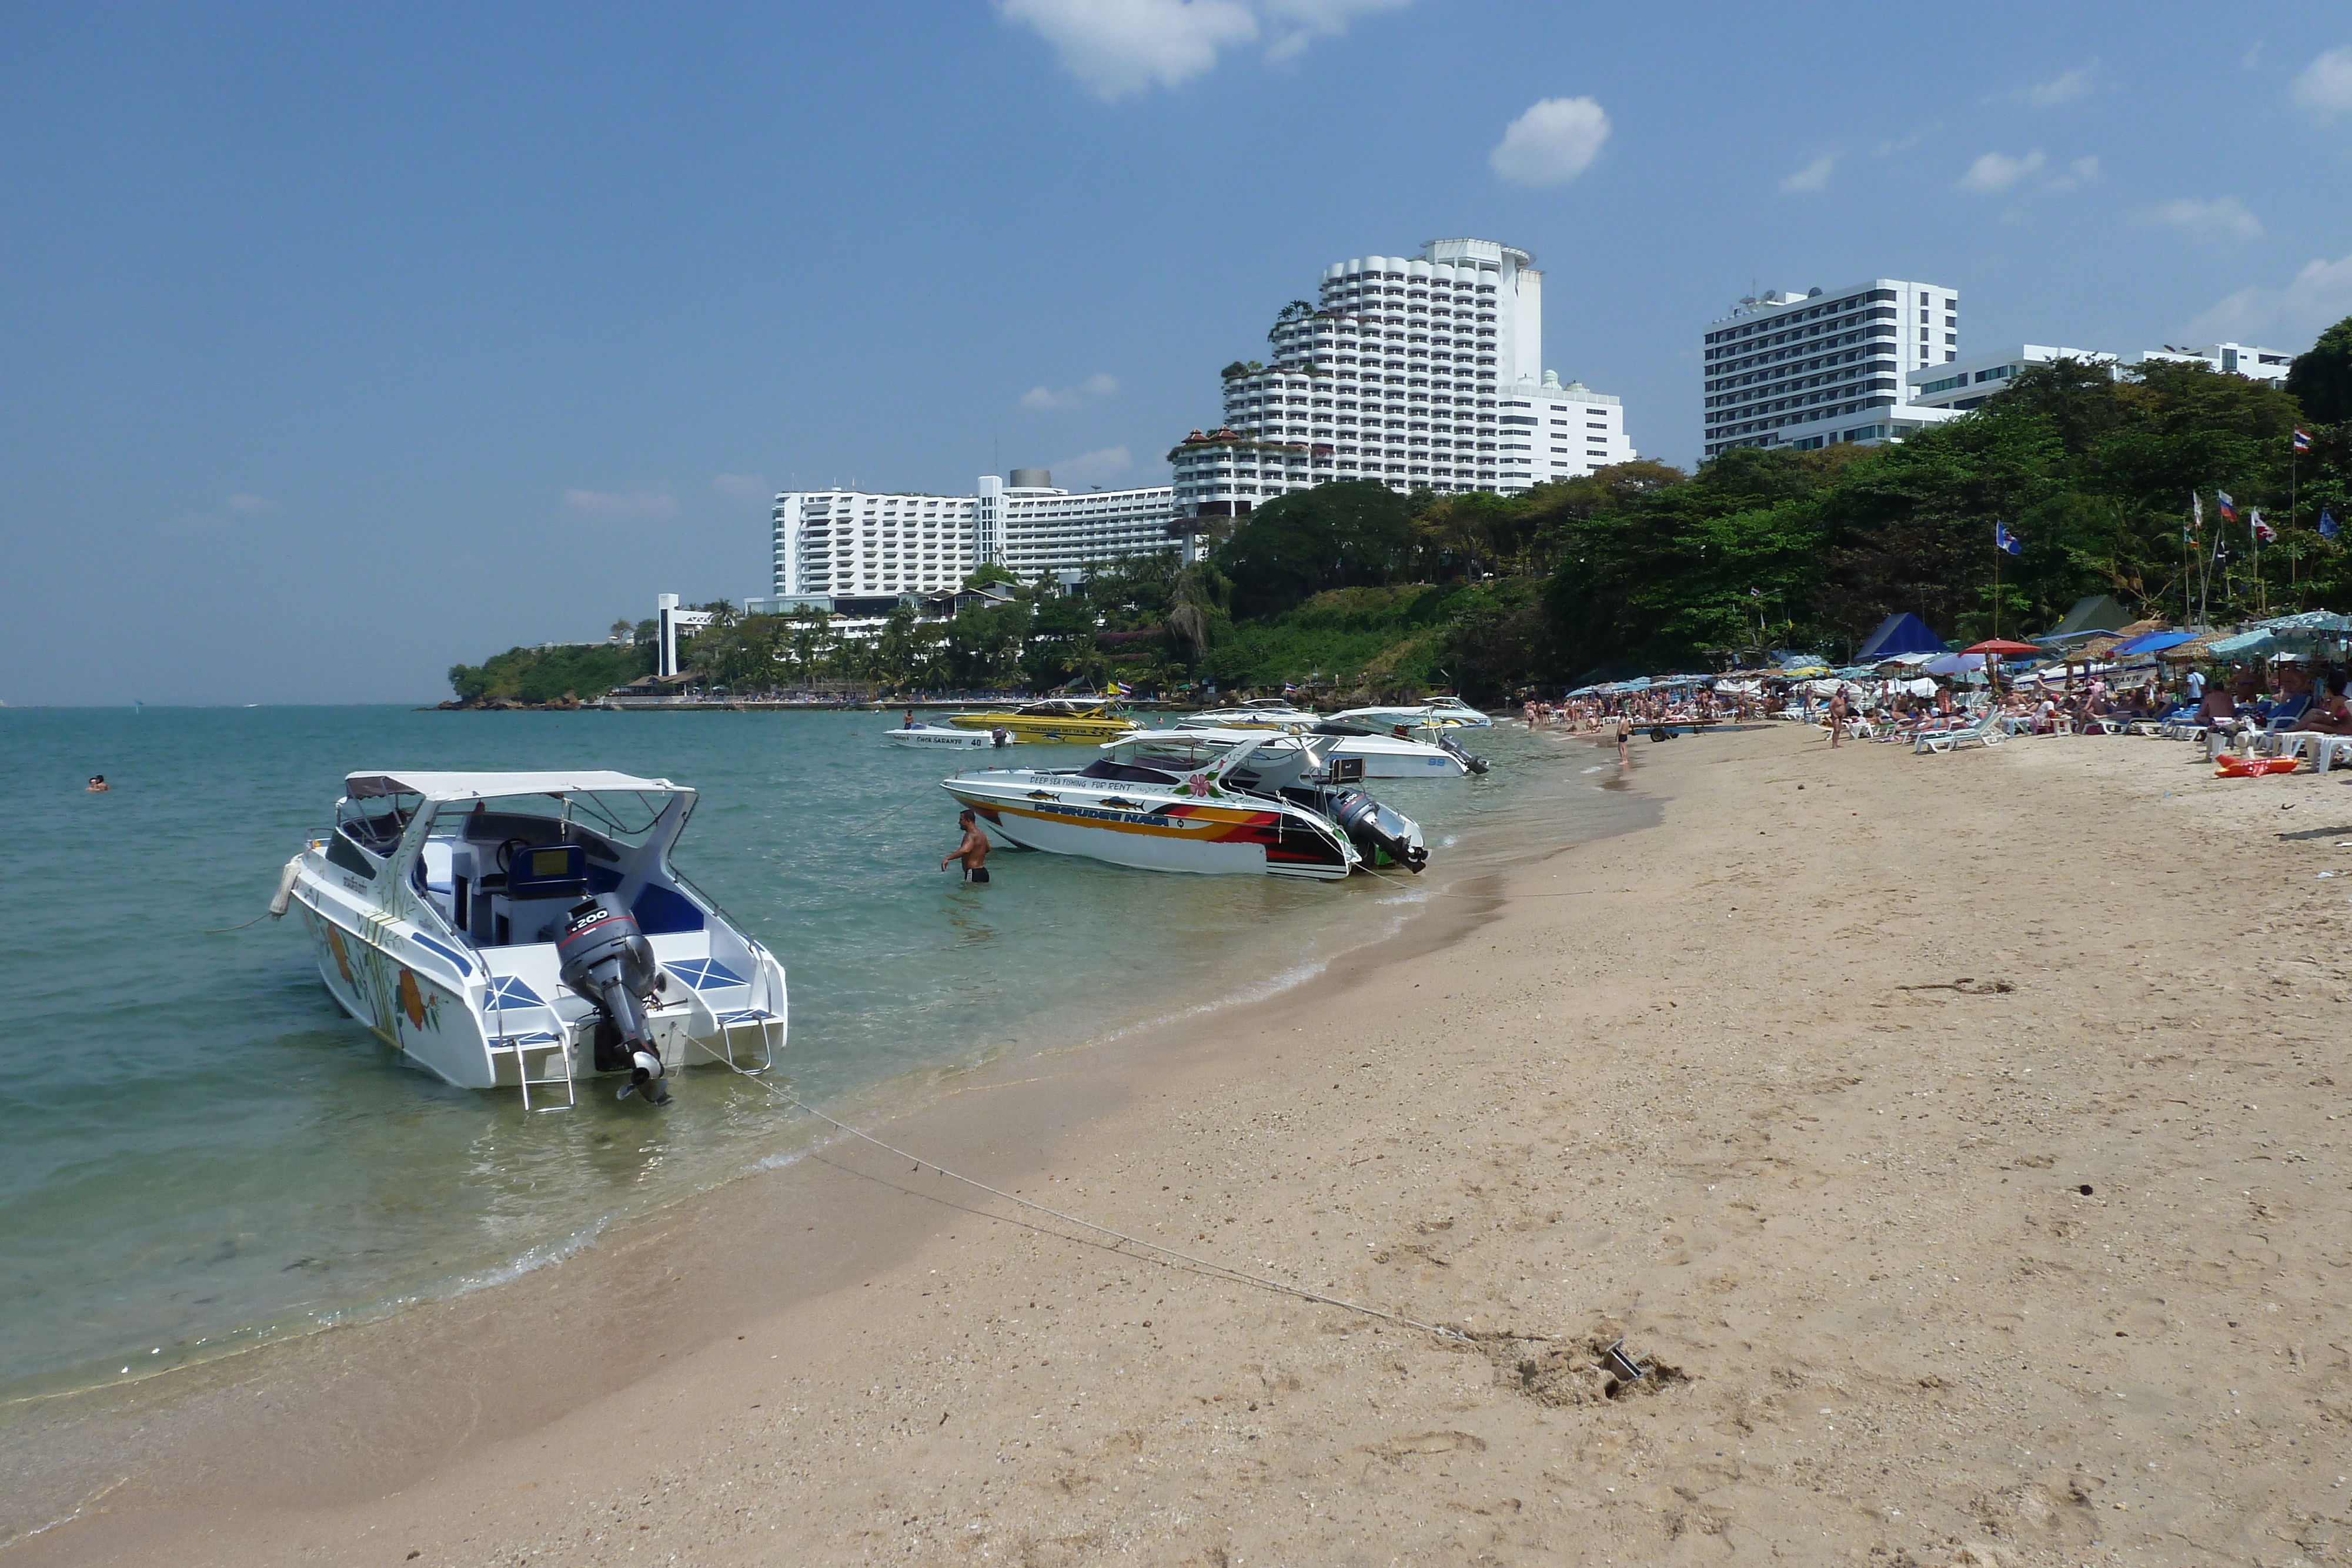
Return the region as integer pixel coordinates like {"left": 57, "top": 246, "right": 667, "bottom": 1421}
{"left": 495, "top": 838, "right": 533, "bottom": 875}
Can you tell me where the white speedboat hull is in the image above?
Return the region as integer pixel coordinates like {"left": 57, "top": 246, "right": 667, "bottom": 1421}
{"left": 883, "top": 725, "right": 1000, "bottom": 749}
{"left": 1321, "top": 734, "right": 1467, "bottom": 777}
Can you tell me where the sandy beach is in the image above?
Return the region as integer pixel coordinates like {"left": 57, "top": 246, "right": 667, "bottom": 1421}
{"left": 9, "top": 720, "right": 2351, "bottom": 1566}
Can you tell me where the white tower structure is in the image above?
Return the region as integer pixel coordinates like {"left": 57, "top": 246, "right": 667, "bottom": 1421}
{"left": 1172, "top": 238, "right": 1635, "bottom": 524}
{"left": 1701, "top": 279, "right": 1961, "bottom": 458}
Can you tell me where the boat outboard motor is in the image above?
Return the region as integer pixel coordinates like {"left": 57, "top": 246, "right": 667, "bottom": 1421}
{"left": 554, "top": 895, "right": 669, "bottom": 1104}
{"left": 1432, "top": 731, "right": 1491, "bottom": 774}
{"left": 1323, "top": 789, "right": 1428, "bottom": 874}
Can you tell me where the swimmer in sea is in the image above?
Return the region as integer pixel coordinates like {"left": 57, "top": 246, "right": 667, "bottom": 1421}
{"left": 86, "top": 775, "right": 109, "bottom": 793}
{"left": 941, "top": 808, "right": 991, "bottom": 883}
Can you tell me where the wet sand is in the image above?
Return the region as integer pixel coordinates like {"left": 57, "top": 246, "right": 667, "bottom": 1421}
{"left": 8, "top": 721, "right": 2350, "bottom": 1566}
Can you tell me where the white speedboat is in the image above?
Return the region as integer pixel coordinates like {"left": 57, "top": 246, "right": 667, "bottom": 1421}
{"left": 940, "top": 733, "right": 1425, "bottom": 880}
{"left": 278, "top": 770, "right": 786, "bottom": 1109}
{"left": 1116, "top": 724, "right": 1480, "bottom": 778}
{"left": 884, "top": 723, "right": 1008, "bottom": 749}
{"left": 1330, "top": 696, "right": 1493, "bottom": 730}
{"left": 1175, "top": 698, "right": 1321, "bottom": 730}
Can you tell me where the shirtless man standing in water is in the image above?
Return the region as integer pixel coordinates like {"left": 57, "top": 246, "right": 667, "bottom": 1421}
{"left": 942, "top": 809, "right": 991, "bottom": 883}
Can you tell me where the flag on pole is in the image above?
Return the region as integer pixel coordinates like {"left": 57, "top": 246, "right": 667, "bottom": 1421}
{"left": 2323, "top": 506, "right": 2341, "bottom": 542}
{"left": 2251, "top": 508, "right": 2276, "bottom": 545}
{"left": 2217, "top": 490, "right": 2238, "bottom": 524}
{"left": 2191, "top": 492, "right": 2203, "bottom": 533}
{"left": 1749, "top": 586, "right": 1762, "bottom": 599}
{"left": 1105, "top": 678, "right": 1129, "bottom": 698}
{"left": 2294, "top": 428, "right": 2313, "bottom": 454}
{"left": 1282, "top": 681, "right": 1298, "bottom": 694}
{"left": 1993, "top": 520, "right": 2023, "bottom": 556}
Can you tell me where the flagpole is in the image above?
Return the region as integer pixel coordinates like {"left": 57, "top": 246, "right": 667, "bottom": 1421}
{"left": 1992, "top": 522, "right": 2000, "bottom": 642}
{"left": 2291, "top": 444, "right": 2301, "bottom": 600}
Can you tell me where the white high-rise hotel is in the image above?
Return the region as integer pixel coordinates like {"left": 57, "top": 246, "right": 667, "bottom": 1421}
{"left": 770, "top": 236, "right": 1637, "bottom": 596}
{"left": 1170, "top": 238, "right": 1635, "bottom": 522}
{"left": 1701, "top": 279, "right": 1960, "bottom": 458}
{"left": 770, "top": 470, "right": 1175, "bottom": 599}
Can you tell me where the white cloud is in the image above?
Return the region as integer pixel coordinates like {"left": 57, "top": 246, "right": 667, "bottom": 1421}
{"left": 2044, "top": 155, "right": 2102, "bottom": 191}
{"left": 998, "top": 0, "right": 1259, "bottom": 99}
{"left": 224, "top": 492, "right": 280, "bottom": 516}
{"left": 1048, "top": 446, "right": 1135, "bottom": 486}
{"left": 711, "top": 473, "right": 770, "bottom": 499}
{"left": 1018, "top": 372, "right": 1120, "bottom": 412}
{"left": 1873, "top": 124, "right": 1936, "bottom": 157}
{"left": 1779, "top": 153, "right": 1836, "bottom": 193}
{"left": 2291, "top": 45, "right": 2352, "bottom": 121}
{"left": 2189, "top": 250, "right": 2352, "bottom": 345}
{"left": 1957, "top": 149, "right": 2046, "bottom": 193}
{"left": 1489, "top": 97, "right": 1611, "bottom": 187}
{"left": 1259, "top": 0, "right": 1407, "bottom": 64}
{"left": 2143, "top": 195, "right": 2264, "bottom": 243}
{"left": 2021, "top": 62, "right": 2099, "bottom": 106}
{"left": 563, "top": 487, "right": 679, "bottom": 521}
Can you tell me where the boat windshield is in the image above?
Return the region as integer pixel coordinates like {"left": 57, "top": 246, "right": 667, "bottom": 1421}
{"left": 336, "top": 792, "right": 419, "bottom": 854}
{"left": 422, "top": 789, "right": 679, "bottom": 848}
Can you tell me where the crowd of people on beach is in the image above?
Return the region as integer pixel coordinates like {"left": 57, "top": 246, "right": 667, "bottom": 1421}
{"left": 1514, "top": 653, "right": 2352, "bottom": 761}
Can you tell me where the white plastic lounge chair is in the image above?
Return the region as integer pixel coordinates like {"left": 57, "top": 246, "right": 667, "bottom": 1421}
{"left": 1916, "top": 713, "right": 2003, "bottom": 754}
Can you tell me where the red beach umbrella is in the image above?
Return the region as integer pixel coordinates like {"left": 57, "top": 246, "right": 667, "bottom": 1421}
{"left": 1962, "top": 639, "right": 2042, "bottom": 657}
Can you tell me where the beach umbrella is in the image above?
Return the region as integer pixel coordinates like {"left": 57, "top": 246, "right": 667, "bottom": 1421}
{"left": 1963, "top": 639, "right": 2040, "bottom": 696}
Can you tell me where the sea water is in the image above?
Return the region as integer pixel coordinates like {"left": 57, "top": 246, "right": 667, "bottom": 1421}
{"left": 0, "top": 706, "right": 1576, "bottom": 1402}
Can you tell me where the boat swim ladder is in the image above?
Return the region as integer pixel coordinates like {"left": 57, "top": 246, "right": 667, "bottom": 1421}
{"left": 493, "top": 1030, "right": 577, "bottom": 1112}
{"left": 486, "top": 978, "right": 577, "bottom": 1113}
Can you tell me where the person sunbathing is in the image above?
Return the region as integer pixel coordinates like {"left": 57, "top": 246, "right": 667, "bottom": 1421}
{"left": 2194, "top": 683, "right": 2242, "bottom": 731}
{"left": 2291, "top": 678, "right": 2352, "bottom": 734}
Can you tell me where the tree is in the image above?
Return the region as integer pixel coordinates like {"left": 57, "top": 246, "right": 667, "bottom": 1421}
{"left": 1213, "top": 480, "right": 1417, "bottom": 618}
{"left": 2287, "top": 316, "right": 2352, "bottom": 425}
{"left": 1166, "top": 561, "right": 1231, "bottom": 663}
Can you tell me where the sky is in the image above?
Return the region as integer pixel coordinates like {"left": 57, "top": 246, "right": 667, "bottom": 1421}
{"left": 4, "top": 2, "right": 2350, "bottom": 706}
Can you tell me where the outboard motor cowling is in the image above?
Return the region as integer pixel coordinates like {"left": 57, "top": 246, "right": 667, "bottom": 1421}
{"left": 1324, "top": 788, "right": 1428, "bottom": 874}
{"left": 554, "top": 895, "right": 669, "bottom": 1104}
{"left": 1434, "top": 731, "right": 1490, "bottom": 775}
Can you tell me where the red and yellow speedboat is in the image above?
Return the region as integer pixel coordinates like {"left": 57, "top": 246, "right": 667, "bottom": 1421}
{"left": 938, "top": 733, "right": 1424, "bottom": 880}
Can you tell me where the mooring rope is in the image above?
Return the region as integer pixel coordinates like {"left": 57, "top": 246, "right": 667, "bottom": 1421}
{"left": 692, "top": 1041, "right": 1468, "bottom": 1343}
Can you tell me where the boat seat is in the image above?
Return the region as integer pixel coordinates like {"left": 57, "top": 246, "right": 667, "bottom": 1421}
{"left": 632, "top": 882, "right": 705, "bottom": 934}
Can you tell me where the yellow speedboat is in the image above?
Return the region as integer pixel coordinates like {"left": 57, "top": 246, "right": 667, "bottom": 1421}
{"left": 945, "top": 698, "right": 1138, "bottom": 744}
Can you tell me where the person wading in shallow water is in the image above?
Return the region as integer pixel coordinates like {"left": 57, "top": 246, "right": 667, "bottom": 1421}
{"left": 1615, "top": 713, "right": 1632, "bottom": 766}
{"left": 941, "top": 808, "right": 991, "bottom": 883}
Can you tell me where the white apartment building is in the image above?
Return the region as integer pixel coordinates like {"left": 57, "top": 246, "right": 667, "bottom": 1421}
{"left": 1176, "top": 238, "right": 1635, "bottom": 521}
{"left": 2129, "top": 342, "right": 2295, "bottom": 386}
{"left": 771, "top": 469, "right": 1175, "bottom": 598}
{"left": 1908, "top": 345, "right": 2118, "bottom": 413}
{"left": 1702, "top": 279, "right": 1960, "bottom": 458}
{"left": 1906, "top": 339, "right": 2297, "bottom": 415}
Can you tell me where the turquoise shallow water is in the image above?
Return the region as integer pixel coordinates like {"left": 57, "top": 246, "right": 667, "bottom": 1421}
{"left": 0, "top": 705, "right": 1558, "bottom": 1400}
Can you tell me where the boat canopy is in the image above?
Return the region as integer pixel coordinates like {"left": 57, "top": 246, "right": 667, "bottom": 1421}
{"left": 342, "top": 770, "right": 687, "bottom": 802}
